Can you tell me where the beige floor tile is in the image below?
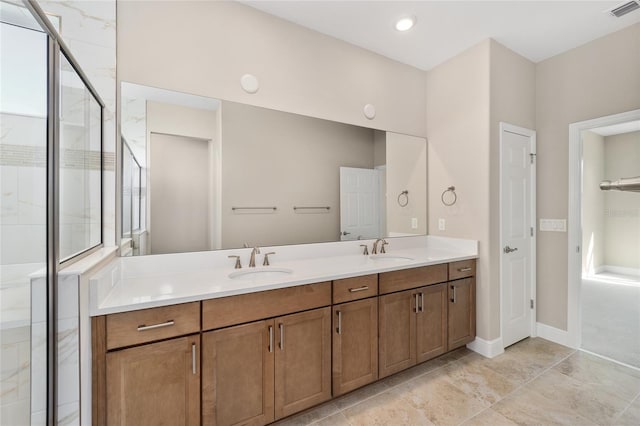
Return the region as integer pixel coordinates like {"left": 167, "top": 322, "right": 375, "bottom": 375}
{"left": 554, "top": 351, "right": 640, "bottom": 402}
{"left": 271, "top": 401, "right": 340, "bottom": 426}
{"left": 615, "top": 397, "right": 640, "bottom": 425}
{"left": 440, "top": 355, "right": 519, "bottom": 405}
{"left": 493, "top": 387, "right": 598, "bottom": 425}
{"left": 342, "top": 389, "right": 434, "bottom": 426}
{"left": 332, "top": 380, "right": 390, "bottom": 411}
{"left": 312, "top": 412, "right": 352, "bottom": 426}
{"left": 529, "top": 368, "right": 630, "bottom": 424}
{"left": 392, "top": 368, "right": 489, "bottom": 425}
{"left": 381, "top": 355, "right": 450, "bottom": 388}
{"left": 462, "top": 408, "right": 518, "bottom": 425}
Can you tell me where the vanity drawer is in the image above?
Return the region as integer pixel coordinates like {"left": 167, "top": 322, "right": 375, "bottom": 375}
{"left": 379, "top": 264, "right": 448, "bottom": 295}
{"left": 333, "top": 275, "right": 378, "bottom": 304}
{"left": 449, "top": 259, "right": 476, "bottom": 280}
{"left": 106, "top": 302, "right": 200, "bottom": 350}
{"left": 202, "top": 281, "right": 331, "bottom": 331}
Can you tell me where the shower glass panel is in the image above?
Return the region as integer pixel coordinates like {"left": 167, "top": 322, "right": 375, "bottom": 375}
{"left": 59, "top": 53, "right": 102, "bottom": 261}
{"left": 0, "top": 13, "right": 48, "bottom": 425}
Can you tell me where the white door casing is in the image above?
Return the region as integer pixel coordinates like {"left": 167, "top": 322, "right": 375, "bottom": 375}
{"left": 567, "top": 109, "right": 640, "bottom": 349}
{"left": 500, "top": 123, "right": 537, "bottom": 348}
{"left": 339, "top": 167, "right": 380, "bottom": 241}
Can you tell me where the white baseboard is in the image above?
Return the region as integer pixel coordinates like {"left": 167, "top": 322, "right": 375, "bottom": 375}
{"left": 603, "top": 265, "right": 640, "bottom": 278}
{"left": 536, "top": 322, "right": 570, "bottom": 347}
{"left": 467, "top": 337, "right": 504, "bottom": 358}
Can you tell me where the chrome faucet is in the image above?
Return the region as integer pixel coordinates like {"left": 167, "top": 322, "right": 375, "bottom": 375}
{"left": 380, "top": 239, "right": 388, "bottom": 253}
{"left": 372, "top": 239, "right": 384, "bottom": 254}
{"left": 249, "top": 247, "right": 261, "bottom": 267}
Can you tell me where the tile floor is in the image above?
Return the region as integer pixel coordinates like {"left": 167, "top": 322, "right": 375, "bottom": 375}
{"left": 273, "top": 338, "right": 640, "bottom": 426}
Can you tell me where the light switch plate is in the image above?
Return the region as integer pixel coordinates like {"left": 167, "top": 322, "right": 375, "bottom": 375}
{"left": 539, "top": 219, "right": 566, "bottom": 232}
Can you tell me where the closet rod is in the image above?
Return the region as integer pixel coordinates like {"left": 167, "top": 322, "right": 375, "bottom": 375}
{"left": 599, "top": 176, "right": 640, "bottom": 192}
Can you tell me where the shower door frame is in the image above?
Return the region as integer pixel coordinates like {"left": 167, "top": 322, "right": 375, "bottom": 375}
{"left": 19, "top": 1, "right": 107, "bottom": 423}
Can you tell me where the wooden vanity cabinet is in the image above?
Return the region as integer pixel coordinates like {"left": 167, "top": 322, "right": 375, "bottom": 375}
{"left": 274, "top": 307, "right": 332, "bottom": 419}
{"left": 332, "top": 298, "right": 378, "bottom": 396}
{"left": 378, "top": 288, "right": 417, "bottom": 378}
{"left": 106, "top": 335, "right": 201, "bottom": 426}
{"left": 202, "top": 320, "right": 274, "bottom": 426}
{"left": 201, "top": 307, "right": 331, "bottom": 426}
{"left": 448, "top": 277, "right": 476, "bottom": 350}
{"left": 416, "top": 283, "right": 448, "bottom": 363}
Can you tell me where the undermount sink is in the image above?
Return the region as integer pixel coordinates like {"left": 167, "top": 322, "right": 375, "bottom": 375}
{"left": 369, "top": 255, "right": 414, "bottom": 262}
{"left": 228, "top": 268, "right": 293, "bottom": 280}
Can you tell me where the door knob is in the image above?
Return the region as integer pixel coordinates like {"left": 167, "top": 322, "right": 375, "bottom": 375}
{"left": 503, "top": 245, "right": 518, "bottom": 254}
{"left": 341, "top": 231, "right": 351, "bottom": 236}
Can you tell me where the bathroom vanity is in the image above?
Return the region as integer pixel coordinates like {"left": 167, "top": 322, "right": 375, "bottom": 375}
{"left": 89, "top": 236, "right": 476, "bottom": 425}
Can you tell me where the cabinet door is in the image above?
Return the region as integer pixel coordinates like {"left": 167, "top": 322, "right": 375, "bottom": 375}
{"left": 106, "top": 335, "right": 200, "bottom": 426}
{"left": 274, "top": 307, "right": 331, "bottom": 419}
{"left": 332, "top": 298, "right": 378, "bottom": 396}
{"left": 378, "top": 289, "right": 416, "bottom": 379}
{"left": 202, "top": 320, "right": 274, "bottom": 426}
{"left": 416, "top": 283, "right": 448, "bottom": 363}
{"left": 448, "top": 278, "right": 476, "bottom": 350}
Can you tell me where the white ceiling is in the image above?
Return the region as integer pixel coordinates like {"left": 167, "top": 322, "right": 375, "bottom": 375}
{"left": 244, "top": 1, "right": 640, "bottom": 71}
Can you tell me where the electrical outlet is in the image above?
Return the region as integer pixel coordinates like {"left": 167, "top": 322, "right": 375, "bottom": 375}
{"left": 411, "top": 217, "right": 418, "bottom": 229}
{"left": 438, "top": 218, "right": 446, "bottom": 231}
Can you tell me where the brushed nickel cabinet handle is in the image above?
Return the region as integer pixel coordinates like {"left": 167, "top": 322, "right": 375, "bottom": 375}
{"left": 349, "top": 286, "right": 369, "bottom": 293}
{"left": 451, "top": 286, "right": 457, "bottom": 304}
{"left": 336, "top": 311, "right": 342, "bottom": 335}
{"left": 279, "top": 323, "right": 284, "bottom": 351}
{"left": 458, "top": 267, "right": 472, "bottom": 272}
{"left": 420, "top": 293, "right": 424, "bottom": 313}
{"left": 268, "top": 326, "right": 274, "bottom": 353}
{"left": 191, "top": 343, "right": 197, "bottom": 375}
{"left": 137, "top": 320, "right": 175, "bottom": 331}
{"left": 414, "top": 293, "right": 419, "bottom": 313}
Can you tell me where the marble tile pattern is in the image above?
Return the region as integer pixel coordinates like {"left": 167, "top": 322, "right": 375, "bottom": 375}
{"left": 271, "top": 338, "right": 640, "bottom": 426}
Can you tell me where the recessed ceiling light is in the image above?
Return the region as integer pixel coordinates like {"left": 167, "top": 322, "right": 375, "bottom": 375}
{"left": 395, "top": 16, "right": 416, "bottom": 32}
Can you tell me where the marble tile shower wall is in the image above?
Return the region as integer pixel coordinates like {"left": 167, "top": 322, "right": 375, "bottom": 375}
{"left": 39, "top": 0, "right": 117, "bottom": 247}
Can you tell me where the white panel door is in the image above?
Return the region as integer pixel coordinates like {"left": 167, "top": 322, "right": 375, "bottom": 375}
{"left": 501, "top": 125, "right": 535, "bottom": 348}
{"left": 339, "top": 167, "right": 380, "bottom": 241}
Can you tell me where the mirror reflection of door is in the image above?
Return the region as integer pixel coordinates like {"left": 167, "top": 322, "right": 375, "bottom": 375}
{"left": 149, "top": 133, "right": 213, "bottom": 254}
{"left": 339, "top": 167, "right": 381, "bottom": 241}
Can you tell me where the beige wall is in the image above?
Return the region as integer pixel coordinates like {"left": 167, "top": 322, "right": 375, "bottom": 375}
{"left": 427, "top": 40, "right": 492, "bottom": 339}
{"left": 117, "top": 0, "right": 426, "bottom": 137}
{"left": 386, "top": 133, "right": 427, "bottom": 236}
{"left": 536, "top": 23, "right": 640, "bottom": 330}
{"left": 489, "top": 40, "right": 537, "bottom": 340}
{"left": 146, "top": 101, "right": 218, "bottom": 253}
{"left": 220, "top": 101, "right": 374, "bottom": 248}
{"left": 581, "top": 131, "right": 605, "bottom": 274}
{"left": 427, "top": 38, "right": 536, "bottom": 341}
{"left": 603, "top": 131, "right": 640, "bottom": 271}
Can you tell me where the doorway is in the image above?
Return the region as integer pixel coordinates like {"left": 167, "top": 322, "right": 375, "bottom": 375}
{"left": 500, "top": 123, "right": 537, "bottom": 348}
{"left": 149, "top": 133, "right": 213, "bottom": 254}
{"left": 568, "top": 109, "right": 640, "bottom": 369}
{"left": 571, "top": 114, "right": 640, "bottom": 368}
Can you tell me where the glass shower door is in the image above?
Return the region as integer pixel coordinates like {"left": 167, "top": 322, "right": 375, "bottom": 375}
{"left": 0, "top": 7, "right": 49, "bottom": 424}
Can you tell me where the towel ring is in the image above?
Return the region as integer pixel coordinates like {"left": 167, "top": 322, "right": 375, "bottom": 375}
{"left": 441, "top": 186, "right": 457, "bottom": 206}
{"left": 397, "top": 190, "right": 409, "bottom": 207}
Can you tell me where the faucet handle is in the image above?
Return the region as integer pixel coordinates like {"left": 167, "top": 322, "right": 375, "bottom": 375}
{"left": 263, "top": 252, "right": 276, "bottom": 266}
{"left": 359, "top": 244, "right": 369, "bottom": 255}
{"left": 228, "top": 255, "right": 242, "bottom": 269}
{"left": 381, "top": 240, "right": 389, "bottom": 254}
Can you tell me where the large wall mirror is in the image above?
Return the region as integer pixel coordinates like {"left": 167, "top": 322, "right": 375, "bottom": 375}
{"left": 120, "top": 82, "right": 427, "bottom": 256}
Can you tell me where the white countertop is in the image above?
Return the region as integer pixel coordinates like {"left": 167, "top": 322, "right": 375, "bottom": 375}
{"left": 89, "top": 236, "right": 478, "bottom": 316}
